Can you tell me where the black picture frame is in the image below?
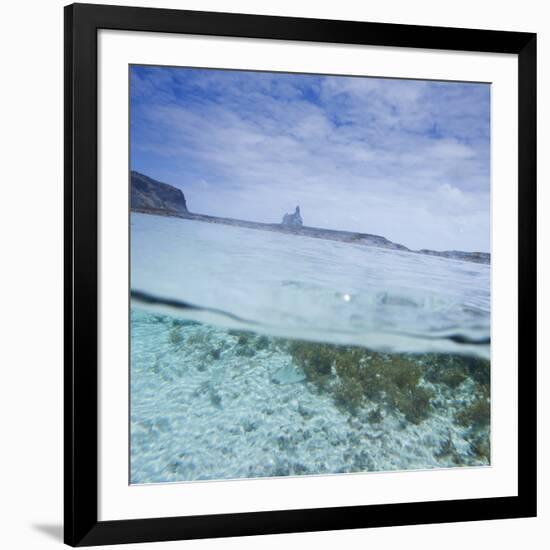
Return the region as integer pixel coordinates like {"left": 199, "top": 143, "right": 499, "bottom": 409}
{"left": 64, "top": 2, "right": 537, "bottom": 546}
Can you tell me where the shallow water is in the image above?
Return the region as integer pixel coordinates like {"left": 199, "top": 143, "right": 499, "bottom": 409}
{"left": 131, "top": 213, "right": 489, "bottom": 358}
{"left": 130, "top": 213, "right": 490, "bottom": 483}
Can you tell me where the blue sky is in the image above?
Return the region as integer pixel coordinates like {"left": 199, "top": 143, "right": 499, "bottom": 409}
{"left": 130, "top": 65, "right": 490, "bottom": 252}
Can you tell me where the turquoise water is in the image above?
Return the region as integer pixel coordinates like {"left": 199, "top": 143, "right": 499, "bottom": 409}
{"left": 130, "top": 213, "right": 490, "bottom": 484}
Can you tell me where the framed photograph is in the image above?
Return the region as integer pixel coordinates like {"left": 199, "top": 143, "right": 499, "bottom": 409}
{"left": 64, "top": 3, "right": 537, "bottom": 546}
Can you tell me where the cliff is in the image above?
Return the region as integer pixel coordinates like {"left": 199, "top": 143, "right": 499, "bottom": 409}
{"left": 131, "top": 171, "right": 188, "bottom": 214}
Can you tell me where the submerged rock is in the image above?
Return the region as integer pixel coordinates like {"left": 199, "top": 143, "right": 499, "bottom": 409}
{"left": 271, "top": 362, "right": 306, "bottom": 385}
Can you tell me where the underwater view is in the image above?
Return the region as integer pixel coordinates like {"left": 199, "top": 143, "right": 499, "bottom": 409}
{"left": 129, "top": 64, "right": 491, "bottom": 484}
{"left": 130, "top": 213, "right": 490, "bottom": 483}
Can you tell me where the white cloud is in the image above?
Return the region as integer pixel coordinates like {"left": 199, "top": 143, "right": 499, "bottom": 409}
{"left": 131, "top": 67, "right": 490, "bottom": 252}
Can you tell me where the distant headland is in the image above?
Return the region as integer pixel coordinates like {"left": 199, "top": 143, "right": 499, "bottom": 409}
{"left": 130, "top": 171, "right": 490, "bottom": 265}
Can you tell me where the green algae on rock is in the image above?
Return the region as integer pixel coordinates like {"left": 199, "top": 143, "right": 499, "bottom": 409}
{"left": 287, "top": 340, "right": 490, "bottom": 431}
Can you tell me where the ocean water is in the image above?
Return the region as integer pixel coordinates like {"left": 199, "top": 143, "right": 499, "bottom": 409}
{"left": 130, "top": 212, "right": 491, "bottom": 484}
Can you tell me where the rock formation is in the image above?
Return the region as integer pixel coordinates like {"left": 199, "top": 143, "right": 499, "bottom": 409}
{"left": 282, "top": 206, "right": 303, "bottom": 227}
{"left": 131, "top": 171, "right": 188, "bottom": 214}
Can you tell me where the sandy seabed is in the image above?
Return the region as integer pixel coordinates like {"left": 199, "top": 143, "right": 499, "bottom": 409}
{"left": 130, "top": 309, "right": 489, "bottom": 484}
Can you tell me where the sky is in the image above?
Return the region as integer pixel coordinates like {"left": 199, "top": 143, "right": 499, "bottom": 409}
{"left": 130, "top": 65, "right": 490, "bottom": 252}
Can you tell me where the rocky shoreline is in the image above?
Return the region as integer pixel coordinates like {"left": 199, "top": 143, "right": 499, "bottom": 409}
{"left": 130, "top": 171, "right": 490, "bottom": 265}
